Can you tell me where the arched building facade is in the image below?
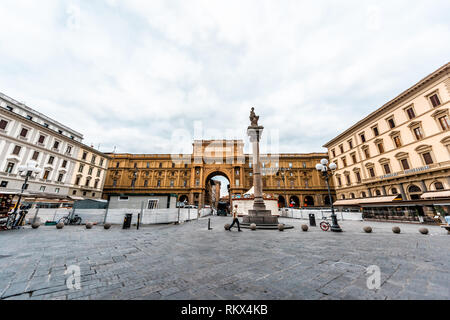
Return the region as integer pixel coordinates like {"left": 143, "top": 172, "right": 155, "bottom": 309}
{"left": 102, "top": 140, "right": 335, "bottom": 208}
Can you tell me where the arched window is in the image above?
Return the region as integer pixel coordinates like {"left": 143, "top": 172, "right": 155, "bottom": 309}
{"left": 375, "top": 189, "right": 381, "bottom": 196}
{"left": 434, "top": 182, "right": 444, "bottom": 190}
{"left": 361, "top": 191, "right": 367, "bottom": 198}
{"left": 391, "top": 187, "right": 398, "bottom": 195}
{"left": 350, "top": 193, "right": 355, "bottom": 199}
{"left": 408, "top": 185, "right": 421, "bottom": 193}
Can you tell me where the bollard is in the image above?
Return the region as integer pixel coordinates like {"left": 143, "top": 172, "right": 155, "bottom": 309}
{"left": 208, "top": 218, "right": 212, "bottom": 230}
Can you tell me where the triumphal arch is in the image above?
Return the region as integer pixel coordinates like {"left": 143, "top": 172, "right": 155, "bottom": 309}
{"left": 103, "top": 139, "right": 334, "bottom": 208}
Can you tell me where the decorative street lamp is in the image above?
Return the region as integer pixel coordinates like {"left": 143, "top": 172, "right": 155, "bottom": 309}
{"left": 7, "top": 160, "right": 42, "bottom": 228}
{"left": 315, "top": 158, "right": 342, "bottom": 232}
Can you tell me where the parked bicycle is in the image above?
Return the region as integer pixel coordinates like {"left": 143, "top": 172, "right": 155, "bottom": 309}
{"left": 58, "top": 213, "right": 82, "bottom": 225}
{"left": 319, "top": 216, "right": 331, "bottom": 231}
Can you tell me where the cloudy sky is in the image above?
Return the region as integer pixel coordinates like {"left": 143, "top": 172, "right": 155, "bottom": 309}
{"left": 0, "top": 1, "right": 449, "bottom": 155}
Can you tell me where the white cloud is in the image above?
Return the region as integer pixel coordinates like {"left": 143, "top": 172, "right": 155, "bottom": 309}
{"left": 0, "top": 0, "right": 449, "bottom": 154}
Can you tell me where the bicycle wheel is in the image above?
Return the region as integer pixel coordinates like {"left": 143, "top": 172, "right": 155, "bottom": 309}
{"left": 58, "top": 217, "right": 69, "bottom": 225}
{"left": 74, "top": 217, "right": 82, "bottom": 225}
{"left": 320, "top": 221, "right": 330, "bottom": 231}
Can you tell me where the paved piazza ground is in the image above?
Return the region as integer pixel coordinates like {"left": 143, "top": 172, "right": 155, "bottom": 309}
{"left": 0, "top": 216, "right": 449, "bottom": 300}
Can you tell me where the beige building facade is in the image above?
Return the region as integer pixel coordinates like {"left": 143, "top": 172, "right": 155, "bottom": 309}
{"left": 323, "top": 62, "right": 450, "bottom": 222}
{"left": 69, "top": 145, "right": 110, "bottom": 200}
{"left": 103, "top": 140, "right": 335, "bottom": 209}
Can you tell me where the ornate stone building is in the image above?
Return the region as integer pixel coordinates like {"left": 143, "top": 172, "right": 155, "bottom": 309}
{"left": 323, "top": 62, "right": 450, "bottom": 221}
{"left": 103, "top": 140, "right": 334, "bottom": 208}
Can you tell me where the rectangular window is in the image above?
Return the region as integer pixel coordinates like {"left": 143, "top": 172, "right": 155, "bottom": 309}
{"left": 183, "top": 180, "right": 187, "bottom": 187}
{"left": 368, "top": 168, "right": 375, "bottom": 178}
{"left": 364, "top": 148, "right": 370, "bottom": 159}
{"left": 66, "top": 146, "right": 72, "bottom": 154}
{"left": 94, "top": 181, "right": 99, "bottom": 189}
{"left": 383, "top": 164, "right": 391, "bottom": 174}
{"left": 387, "top": 118, "right": 395, "bottom": 129}
{"left": 88, "top": 167, "right": 93, "bottom": 175}
{"left": 351, "top": 154, "right": 357, "bottom": 164}
{"left": 38, "top": 135, "right": 45, "bottom": 144}
{"left": 331, "top": 149, "right": 336, "bottom": 157}
{"left": 170, "top": 180, "right": 174, "bottom": 187}
{"left": 377, "top": 142, "right": 384, "bottom": 154}
{"left": 429, "top": 94, "right": 441, "bottom": 107}
{"left": 195, "top": 179, "right": 199, "bottom": 186}
{"left": 40, "top": 186, "right": 46, "bottom": 192}
{"left": 91, "top": 156, "right": 96, "bottom": 164}
{"left": 78, "top": 164, "right": 84, "bottom": 173}
{"left": 57, "top": 173, "right": 64, "bottom": 182}
{"left": 341, "top": 157, "right": 347, "bottom": 167}
{"left": 348, "top": 140, "right": 353, "bottom": 149}
{"left": 43, "top": 170, "right": 50, "bottom": 180}
{"left": 116, "top": 162, "right": 120, "bottom": 168}
{"left": 355, "top": 171, "right": 361, "bottom": 183}
{"left": 5, "top": 162, "right": 14, "bottom": 173}
{"left": 438, "top": 115, "right": 449, "bottom": 130}
{"left": 339, "top": 145, "right": 344, "bottom": 153}
{"left": 422, "top": 152, "right": 433, "bottom": 165}
{"left": 235, "top": 179, "right": 240, "bottom": 187}
{"left": 144, "top": 180, "right": 148, "bottom": 187}
{"left": 82, "top": 152, "right": 87, "bottom": 160}
{"left": 360, "top": 133, "right": 366, "bottom": 143}
{"left": 55, "top": 188, "right": 60, "bottom": 193}
{"left": 62, "top": 160, "right": 67, "bottom": 168}
{"left": 12, "top": 145, "right": 21, "bottom": 155}
{"left": 401, "top": 159, "right": 410, "bottom": 170}
{"left": 32, "top": 151, "right": 39, "bottom": 160}
{"left": 288, "top": 162, "right": 293, "bottom": 168}
{"left": 53, "top": 141, "right": 59, "bottom": 149}
{"left": 372, "top": 126, "right": 379, "bottom": 137}
{"left": 393, "top": 136, "right": 402, "bottom": 148}
{"left": 157, "top": 180, "right": 161, "bottom": 187}
{"left": 413, "top": 127, "right": 423, "bottom": 140}
{"left": 100, "top": 159, "right": 104, "bottom": 166}
{"left": 406, "top": 107, "right": 416, "bottom": 119}
{"left": 345, "top": 175, "right": 351, "bottom": 185}
{"left": 147, "top": 200, "right": 158, "bottom": 209}
{"left": 20, "top": 128, "right": 28, "bottom": 137}
{"left": 0, "top": 119, "right": 8, "bottom": 130}
{"left": 337, "top": 177, "right": 342, "bottom": 187}
{"left": 0, "top": 181, "right": 8, "bottom": 188}
{"left": 119, "top": 196, "right": 129, "bottom": 201}
{"left": 112, "top": 179, "right": 117, "bottom": 187}
{"left": 26, "top": 115, "right": 32, "bottom": 120}
{"left": 96, "top": 169, "right": 101, "bottom": 177}
{"left": 48, "top": 156, "right": 55, "bottom": 165}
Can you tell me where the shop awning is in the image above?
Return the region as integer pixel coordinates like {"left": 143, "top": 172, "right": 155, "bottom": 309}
{"left": 334, "top": 195, "right": 401, "bottom": 206}
{"left": 421, "top": 190, "right": 450, "bottom": 199}
{"left": 69, "top": 196, "right": 85, "bottom": 201}
{"left": 333, "top": 199, "right": 360, "bottom": 206}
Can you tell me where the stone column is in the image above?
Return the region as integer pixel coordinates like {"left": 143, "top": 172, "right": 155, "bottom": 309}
{"left": 248, "top": 127, "right": 266, "bottom": 211}
{"left": 420, "top": 180, "right": 428, "bottom": 192}
{"left": 398, "top": 183, "right": 407, "bottom": 200}
{"left": 367, "top": 188, "right": 373, "bottom": 197}
{"left": 382, "top": 186, "right": 387, "bottom": 196}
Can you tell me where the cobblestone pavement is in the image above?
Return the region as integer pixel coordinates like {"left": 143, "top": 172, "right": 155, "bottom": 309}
{"left": 0, "top": 216, "right": 449, "bottom": 300}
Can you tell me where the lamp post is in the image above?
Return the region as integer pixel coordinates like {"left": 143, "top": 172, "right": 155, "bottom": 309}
{"left": 7, "top": 160, "right": 42, "bottom": 228}
{"left": 315, "top": 158, "right": 342, "bottom": 232}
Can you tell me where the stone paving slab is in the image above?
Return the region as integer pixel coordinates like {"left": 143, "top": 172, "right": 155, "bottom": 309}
{"left": 0, "top": 216, "right": 448, "bottom": 300}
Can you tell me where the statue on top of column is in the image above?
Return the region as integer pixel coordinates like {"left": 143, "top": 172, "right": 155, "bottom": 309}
{"left": 249, "top": 107, "right": 259, "bottom": 126}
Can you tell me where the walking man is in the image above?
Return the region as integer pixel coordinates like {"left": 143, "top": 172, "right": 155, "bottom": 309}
{"left": 229, "top": 204, "right": 242, "bottom": 232}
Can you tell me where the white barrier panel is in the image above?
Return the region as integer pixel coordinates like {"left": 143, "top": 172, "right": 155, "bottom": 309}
{"left": 26, "top": 207, "right": 214, "bottom": 225}
{"left": 279, "top": 209, "right": 362, "bottom": 221}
